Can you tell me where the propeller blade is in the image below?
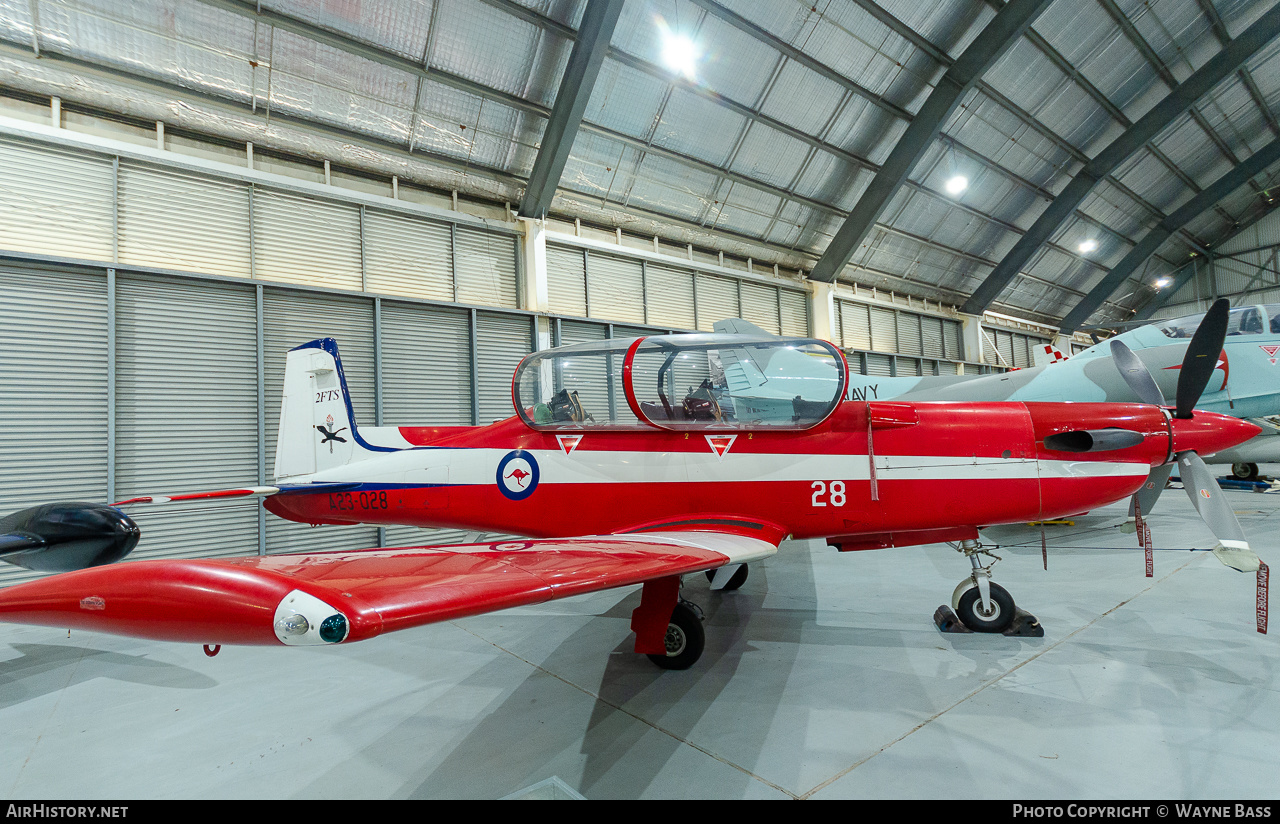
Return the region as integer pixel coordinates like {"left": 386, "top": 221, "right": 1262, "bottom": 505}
{"left": 1177, "top": 450, "right": 1260, "bottom": 572}
{"left": 1126, "top": 463, "right": 1174, "bottom": 524}
{"left": 1110, "top": 339, "right": 1166, "bottom": 406}
{"left": 1174, "top": 298, "right": 1230, "bottom": 419}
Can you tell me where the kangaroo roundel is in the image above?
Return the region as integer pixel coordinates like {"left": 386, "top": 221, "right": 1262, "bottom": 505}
{"left": 496, "top": 450, "right": 539, "bottom": 501}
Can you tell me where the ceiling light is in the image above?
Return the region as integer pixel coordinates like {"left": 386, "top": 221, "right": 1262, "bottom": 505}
{"left": 1078, "top": 239, "right": 1098, "bottom": 254}
{"left": 661, "top": 32, "right": 700, "bottom": 80}
{"left": 1155, "top": 277, "right": 1171, "bottom": 288}
{"left": 945, "top": 175, "right": 968, "bottom": 196}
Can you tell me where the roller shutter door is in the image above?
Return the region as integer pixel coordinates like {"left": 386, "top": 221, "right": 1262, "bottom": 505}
{"left": 0, "top": 265, "right": 108, "bottom": 587}
{"left": 981, "top": 327, "right": 999, "bottom": 365}
{"left": 586, "top": 252, "right": 645, "bottom": 324}
{"left": 363, "top": 210, "right": 454, "bottom": 302}
{"left": 998, "top": 331, "right": 1016, "bottom": 368}
{"left": 0, "top": 140, "right": 115, "bottom": 263}
{"left": 695, "top": 274, "right": 740, "bottom": 331}
{"left": 117, "top": 163, "right": 252, "bottom": 279}
{"left": 253, "top": 189, "right": 363, "bottom": 291}
{"left": 740, "top": 281, "right": 781, "bottom": 334}
{"left": 1014, "top": 336, "right": 1032, "bottom": 368}
{"left": 381, "top": 297, "right": 475, "bottom": 549}
{"left": 262, "top": 288, "right": 378, "bottom": 555}
{"left": 869, "top": 306, "right": 897, "bottom": 353}
{"left": 897, "top": 312, "right": 923, "bottom": 357}
{"left": 865, "top": 352, "right": 893, "bottom": 376}
{"left": 547, "top": 244, "right": 587, "bottom": 317}
{"left": 381, "top": 301, "right": 472, "bottom": 426}
{"left": 455, "top": 226, "right": 518, "bottom": 308}
{"left": 644, "top": 264, "right": 696, "bottom": 330}
{"left": 944, "top": 319, "right": 964, "bottom": 361}
{"left": 475, "top": 312, "right": 533, "bottom": 424}
{"left": 779, "top": 290, "right": 808, "bottom": 337}
{"left": 839, "top": 302, "right": 871, "bottom": 350}
{"left": 898, "top": 357, "right": 923, "bottom": 377}
{"left": 921, "top": 315, "right": 944, "bottom": 359}
{"left": 114, "top": 273, "right": 261, "bottom": 563}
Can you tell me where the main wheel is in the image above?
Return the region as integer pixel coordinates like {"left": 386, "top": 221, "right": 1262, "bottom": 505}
{"left": 646, "top": 602, "right": 705, "bottom": 670}
{"left": 704, "top": 564, "right": 749, "bottom": 591}
{"left": 1232, "top": 462, "right": 1260, "bottom": 481}
{"left": 956, "top": 582, "right": 1016, "bottom": 633}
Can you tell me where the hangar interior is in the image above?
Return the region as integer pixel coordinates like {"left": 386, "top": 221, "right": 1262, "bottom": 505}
{"left": 2, "top": 0, "right": 1280, "bottom": 800}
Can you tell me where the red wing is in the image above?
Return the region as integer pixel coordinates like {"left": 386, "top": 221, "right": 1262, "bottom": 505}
{"left": 0, "top": 531, "right": 778, "bottom": 646}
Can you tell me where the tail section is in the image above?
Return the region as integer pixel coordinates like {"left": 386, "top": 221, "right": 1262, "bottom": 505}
{"left": 1033, "top": 342, "right": 1069, "bottom": 368}
{"left": 275, "top": 338, "right": 380, "bottom": 480}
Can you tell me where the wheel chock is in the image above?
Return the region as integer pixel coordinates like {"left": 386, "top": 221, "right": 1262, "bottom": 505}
{"left": 933, "top": 605, "right": 1044, "bottom": 637}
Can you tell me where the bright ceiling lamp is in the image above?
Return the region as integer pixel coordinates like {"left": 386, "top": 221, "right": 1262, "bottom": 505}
{"left": 1078, "top": 239, "right": 1099, "bottom": 254}
{"left": 945, "top": 175, "right": 968, "bottom": 195}
{"left": 1155, "top": 277, "right": 1171, "bottom": 288}
{"left": 659, "top": 26, "right": 700, "bottom": 80}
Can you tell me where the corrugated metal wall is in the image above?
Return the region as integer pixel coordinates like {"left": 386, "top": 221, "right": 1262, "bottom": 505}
{"left": 0, "top": 135, "right": 527, "bottom": 586}
{"left": 835, "top": 298, "right": 970, "bottom": 376}
{"left": 545, "top": 240, "right": 808, "bottom": 335}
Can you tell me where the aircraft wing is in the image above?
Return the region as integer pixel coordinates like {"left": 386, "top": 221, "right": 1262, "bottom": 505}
{"left": 0, "top": 531, "right": 778, "bottom": 646}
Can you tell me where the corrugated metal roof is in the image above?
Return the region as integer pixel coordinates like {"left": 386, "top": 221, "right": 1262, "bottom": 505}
{"left": 1, "top": 0, "right": 1279, "bottom": 326}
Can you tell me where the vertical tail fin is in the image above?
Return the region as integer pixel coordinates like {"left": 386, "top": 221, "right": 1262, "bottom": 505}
{"left": 1033, "top": 343, "right": 1069, "bottom": 368}
{"left": 275, "top": 338, "right": 373, "bottom": 480}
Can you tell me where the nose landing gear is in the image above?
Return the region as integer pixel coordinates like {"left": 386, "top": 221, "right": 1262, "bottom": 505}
{"left": 935, "top": 539, "right": 1043, "bottom": 637}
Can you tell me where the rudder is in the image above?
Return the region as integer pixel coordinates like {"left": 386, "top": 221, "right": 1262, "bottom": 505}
{"left": 275, "top": 338, "right": 368, "bottom": 480}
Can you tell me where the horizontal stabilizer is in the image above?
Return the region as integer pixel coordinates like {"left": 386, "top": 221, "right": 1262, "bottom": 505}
{"left": 112, "top": 486, "right": 280, "bottom": 507}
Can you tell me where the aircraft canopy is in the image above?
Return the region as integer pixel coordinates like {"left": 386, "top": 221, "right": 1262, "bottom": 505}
{"left": 512, "top": 334, "right": 847, "bottom": 431}
{"left": 1157, "top": 304, "right": 1280, "bottom": 338}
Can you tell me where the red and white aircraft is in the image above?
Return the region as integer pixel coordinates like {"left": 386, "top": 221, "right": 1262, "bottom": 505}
{"left": 0, "top": 315, "right": 1262, "bottom": 668}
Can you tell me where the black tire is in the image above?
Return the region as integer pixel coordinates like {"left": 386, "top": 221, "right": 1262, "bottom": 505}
{"left": 956, "top": 582, "right": 1016, "bottom": 633}
{"left": 704, "top": 564, "right": 749, "bottom": 591}
{"left": 646, "top": 602, "right": 705, "bottom": 670}
{"left": 1232, "top": 462, "right": 1260, "bottom": 481}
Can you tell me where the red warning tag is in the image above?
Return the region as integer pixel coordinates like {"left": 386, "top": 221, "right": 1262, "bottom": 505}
{"left": 1134, "top": 495, "right": 1153, "bottom": 578}
{"left": 1258, "top": 561, "right": 1269, "bottom": 635}
{"left": 556, "top": 434, "right": 583, "bottom": 455}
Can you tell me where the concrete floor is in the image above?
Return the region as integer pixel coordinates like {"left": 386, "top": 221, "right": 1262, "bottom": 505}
{"left": 2, "top": 469, "right": 1278, "bottom": 800}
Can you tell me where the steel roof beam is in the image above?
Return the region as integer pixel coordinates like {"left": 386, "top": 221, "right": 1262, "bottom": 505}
{"left": 1194, "top": 0, "right": 1280, "bottom": 140}
{"left": 518, "top": 0, "right": 622, "bottom": 219}
{"left": 959, "top": 4, "right": 1280, "bottom": 316}
{"left": 494, "top": 0, "right": 1179, "bottom": 273}
{"left": 1135, "top": 202, "right": 1280, "bottom": 319}
{"left": 1057, "top": 138, "right": 1280, "bottom": 334}
{"left": 807, "top": 0, "right": 1054, "bottom": 283}
{"left": 1097, "top": 0, "right": 1261, "bottom": 214}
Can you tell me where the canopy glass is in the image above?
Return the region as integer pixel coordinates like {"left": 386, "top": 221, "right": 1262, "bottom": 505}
{"left": 512, "top": 334, "right": 847, "bottom": 431}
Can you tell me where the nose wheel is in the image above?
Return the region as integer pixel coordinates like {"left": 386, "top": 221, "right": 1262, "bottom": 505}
{"left": 936, "top": 540, "right": 1043, "bottom": 636}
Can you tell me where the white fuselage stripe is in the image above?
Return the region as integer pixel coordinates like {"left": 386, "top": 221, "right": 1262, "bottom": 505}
{"left": 308, "top": 448, "right": 1150, "bottom": 486}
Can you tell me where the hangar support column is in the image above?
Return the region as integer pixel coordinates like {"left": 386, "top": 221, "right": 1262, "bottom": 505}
{"left": 807, "top": 280, "right": 836, "bottom": 344}
{"left": 520, "top": 217, "right": 553, "bottom": 351}
{"left": 960, "top": 314, "right": 985, "bottom": 370}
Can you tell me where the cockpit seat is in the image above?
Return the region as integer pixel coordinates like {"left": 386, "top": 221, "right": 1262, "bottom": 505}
{"left": 549, "top": 389, "right": 590, "bottom": 423}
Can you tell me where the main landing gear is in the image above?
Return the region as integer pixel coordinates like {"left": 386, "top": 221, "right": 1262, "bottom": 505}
{"left": 635, "top": 565, "right": 749, "bottom": 670}
{"left": 936, "top": 540, "right": 1043, "bottom": 637}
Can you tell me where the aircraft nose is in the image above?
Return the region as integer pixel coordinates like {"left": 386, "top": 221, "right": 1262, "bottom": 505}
{"left": 1169, "top": 411, "right": 1262, "bottom": 457}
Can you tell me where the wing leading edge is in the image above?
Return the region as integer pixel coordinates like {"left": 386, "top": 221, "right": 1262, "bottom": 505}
{"left": 0, "top": 531, "right": 778, "bottom": 646}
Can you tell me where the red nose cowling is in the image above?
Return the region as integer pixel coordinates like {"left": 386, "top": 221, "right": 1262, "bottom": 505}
{"left": 1169, "top": 411, "right": 1262, "bottom": 458}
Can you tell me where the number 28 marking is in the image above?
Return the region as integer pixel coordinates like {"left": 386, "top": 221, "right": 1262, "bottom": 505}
{"left": 811, "top": 480, "right": 846, "bottom": 507}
